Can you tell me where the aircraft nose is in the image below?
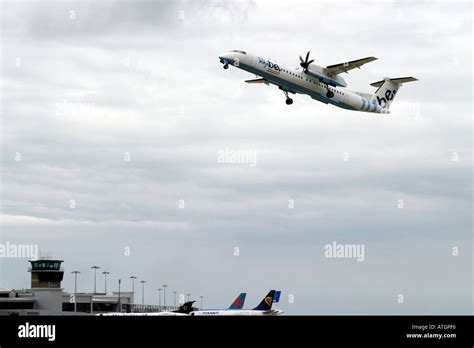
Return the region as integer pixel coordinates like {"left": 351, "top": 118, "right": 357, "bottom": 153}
{"left": 219, "top": 52, "right": 233, "bottom": 61}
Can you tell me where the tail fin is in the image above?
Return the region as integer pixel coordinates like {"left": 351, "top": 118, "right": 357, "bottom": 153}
{"left": 273, "top": 291, "right": 281, "bottom": 305}
{"left": 173, "top": 301, "right": 196, "bottom": 314}
{"left": 371, "top": 77, "right": 417, "bottom": 109}
{"left": 253, "top": 290, "right": 275, "bottom": 311}
{"left": 228, "top": 293, "right": 246, "bottom": 309}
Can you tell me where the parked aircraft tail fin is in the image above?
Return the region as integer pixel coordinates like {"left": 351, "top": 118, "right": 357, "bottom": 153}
{"left": 228, "top": 293, "right": 246, "bottom": 309}
{"left": 273, "top": 291, "right": 281, "bottom": 304}
{"left": 173, "top": 301, "right": 196, "bottom": 314}
{"left": 253, "top": 290, "right": 275, "bottom": 311}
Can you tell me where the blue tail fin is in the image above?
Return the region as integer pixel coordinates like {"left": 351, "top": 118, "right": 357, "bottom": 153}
{"left": 273, "top": 291, "right": 281, "bottom": 304}
{"left": 253, "top": 290, "right": 275, "bottom": 311}
{"left": 228, "top": 293, "right": 246, "bottom": 309}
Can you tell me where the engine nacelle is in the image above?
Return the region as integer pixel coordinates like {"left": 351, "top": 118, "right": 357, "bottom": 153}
{"left": 305, "top": 64, "right": 347, "bottom": 87}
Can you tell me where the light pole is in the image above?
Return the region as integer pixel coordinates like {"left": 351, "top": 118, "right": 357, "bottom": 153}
{"left": 140, "top": 280, "right": 146, "bottom": 305}
{"left": 130, "top": 276, "right": 137, "bottom": 303}
{"left": 71, "top": 271, "right": 80, "bottom": 313}
{"left": 200, "top": 296, "right": 204, "bottom": 309}
{"left": 158, "top": 288, "right": 162, "bottom": 306}
{"left": 91, "top": 265, "right": 100, "bottom": 294}
{"left": 173, "top": 291, "right": 177, "bottom": 306}
{"left": 163, "top": 284, "right": 168, "bottom": 307}
{"left": 102, "top": 271, "right": 110, "bottom": 293}
{"left": 186, "top": 293, "right": 191, "bottom": 302}
{"left": 118, "top": 279, "right": 122, "bottom": 312}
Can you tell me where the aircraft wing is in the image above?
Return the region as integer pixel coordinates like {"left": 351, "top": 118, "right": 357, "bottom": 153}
{"left": 245, "top": 78, "right": 269, "bottom": 85}
{"left": 326, "top": 56, "right": 377, "bottom": 75}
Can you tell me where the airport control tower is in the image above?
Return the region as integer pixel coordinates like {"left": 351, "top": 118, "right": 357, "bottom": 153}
{"left": 28, "top": 258, "right": 64, "bottom": 288}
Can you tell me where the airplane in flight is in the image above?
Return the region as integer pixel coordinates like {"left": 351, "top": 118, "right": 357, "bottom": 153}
{"left": 189, "top": 290, "right": 282, "bottom": 316}
{"left": 218, "top": 50, "right": 417, "bottom": 113}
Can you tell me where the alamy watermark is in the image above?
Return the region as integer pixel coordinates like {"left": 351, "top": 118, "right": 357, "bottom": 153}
{"left": 324, "top": 241, "right": 365, "bottom": 262}
{"left": 217, "top": 147, "right": 257, "bottom": 167}
{"left": 18, "top": 323, "right": 55, "bottom": 341}
{"left": 55, "top": 100, "right": 96, "bottom": 116}
{"left": 0, "top": 241, "right": 38, "bottom": 259}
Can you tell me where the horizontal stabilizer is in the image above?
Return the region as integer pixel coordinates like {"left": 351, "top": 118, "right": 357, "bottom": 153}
{"left": 245, "top": 78, "right": 269, "bottom": 85}
{"left": 370, "top": 76, "right": 418, "bottom": 87}
{"left": 371, "top": 77, "right": 418, "bottom": 110}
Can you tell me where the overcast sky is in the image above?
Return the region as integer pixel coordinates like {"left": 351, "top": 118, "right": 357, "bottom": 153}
{"left": 0, "top": 0, "right": 472, "bottom": 314}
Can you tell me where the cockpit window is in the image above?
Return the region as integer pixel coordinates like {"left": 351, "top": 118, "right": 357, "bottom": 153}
{"left": 231, "top": 50, "right": 246, "bottom": 54}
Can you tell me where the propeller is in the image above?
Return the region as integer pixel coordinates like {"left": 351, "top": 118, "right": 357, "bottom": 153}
{"left": 299, "top": 51, "right": 314, "bottom": 72}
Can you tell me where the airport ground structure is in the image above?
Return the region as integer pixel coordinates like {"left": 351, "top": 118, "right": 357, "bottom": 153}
{"left": 0, "top": 258, "right": 178, "bottom": 316}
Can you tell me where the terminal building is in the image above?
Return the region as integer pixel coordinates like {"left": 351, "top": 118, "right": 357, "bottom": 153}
{"left": 0, "top": 258, "right": 175, "bottom": 316}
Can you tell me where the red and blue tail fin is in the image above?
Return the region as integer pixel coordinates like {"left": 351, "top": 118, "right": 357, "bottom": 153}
{"left": 253, "top": 290, "right": 275, "bottom": 311}
{"left": 228, "top": 293, "right": 246, "bottom": 309}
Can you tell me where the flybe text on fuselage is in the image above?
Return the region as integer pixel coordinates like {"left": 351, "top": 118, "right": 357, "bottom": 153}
{"left": 257, "top": 57, "right": 281, "bottom": 72}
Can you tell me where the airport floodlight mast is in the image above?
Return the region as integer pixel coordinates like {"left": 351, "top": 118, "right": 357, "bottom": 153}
{"left": 186, "top": 293, "right": 191, "bottom": 301}
{"left": 140, "top": 280, "right": 146, "bottom": 305}
{"left": 173, "top": 291, "right": 177, "bottom": 306}
{"left": 102, "top": 271, "right": 110, "bottom": 293}
{"left": 130, "top": 276, "right": 137, "bottom": 303}
{"left": 71, "top": 271, "right": 80, "bottom": 313}
{"left": 163, "top": 284, "right": 168, "bottom": 307}
{"left": 91, "top": 265, "right": 100, "bottom": 294}
{"left": 158, "top": 288, "right": 162, "bottom": 306}
{"left": 118, "top": 279, "right": 122, "bottom": 312}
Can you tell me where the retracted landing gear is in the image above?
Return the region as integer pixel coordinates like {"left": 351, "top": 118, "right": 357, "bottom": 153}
{"left": 283, "top": 90, "right": 293, "bottom": 105}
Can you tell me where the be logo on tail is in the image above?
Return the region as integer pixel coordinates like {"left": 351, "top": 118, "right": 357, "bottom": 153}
{"left": 376, "top": 89, "right": 397, "bottom": 108}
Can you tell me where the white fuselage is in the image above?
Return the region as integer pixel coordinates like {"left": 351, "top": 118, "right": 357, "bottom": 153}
{"left": 219, "top": 51, "right": 389, "bottom": 114}
{"left": 190, "top": 309, "right": 282, "bottom": 316}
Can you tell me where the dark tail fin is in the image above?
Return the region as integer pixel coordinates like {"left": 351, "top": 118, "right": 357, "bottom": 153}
{"left": 253, "top": 290, "right": 275, "bottom": 311}
{"left": 228, "top": 293, "right": 246, "bottom": 309}
{"left": 174, "top": 301, "right": 196, "bottom": 314}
